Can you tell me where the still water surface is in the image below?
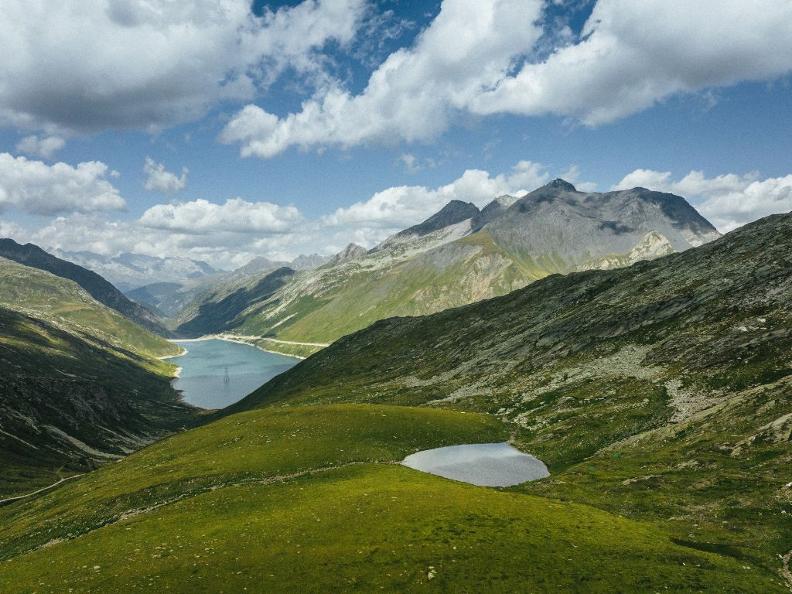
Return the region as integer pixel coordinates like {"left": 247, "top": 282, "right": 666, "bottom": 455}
{"left": 172, "top": 339, "right": 298, "bottom": 409}
{"left": 402, "top": 442, "right": 549, "bottom": 487}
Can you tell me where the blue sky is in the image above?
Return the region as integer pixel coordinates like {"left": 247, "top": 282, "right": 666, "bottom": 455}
{"left": 0, "top": 0, "right": 791, "bottom": 268}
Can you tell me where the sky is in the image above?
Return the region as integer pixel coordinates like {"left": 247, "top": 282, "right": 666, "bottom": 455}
{"left": 0, "top": 0, "right": 791, "bottom": 269}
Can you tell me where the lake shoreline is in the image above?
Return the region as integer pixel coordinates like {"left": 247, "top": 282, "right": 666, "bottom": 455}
{"left": 169, "top": 334, "right": 307, "bottom": 361}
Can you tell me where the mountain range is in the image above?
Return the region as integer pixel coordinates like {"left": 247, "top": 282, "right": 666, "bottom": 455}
{"left": 0, "top": 239, "right": 169, "bottom": 335}
{"left": 171, "top": 179, "right": 721, "bottom": 354}
{"left": 52, "top": 250, "right": 219, "bottom": 292}
{"left": 231, "top": 210, "right": 792, "bottom": 583}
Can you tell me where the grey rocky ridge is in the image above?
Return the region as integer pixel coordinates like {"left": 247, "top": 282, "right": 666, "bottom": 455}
{"left": 172, "top": 179, "right": 721, "bottom": 354}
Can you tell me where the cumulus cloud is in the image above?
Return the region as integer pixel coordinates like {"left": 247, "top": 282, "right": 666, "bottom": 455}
{"left": 613, "top": 169, "right": 792, "bottom": 231}
{"left": 0, "top": 153, "right": 125, "bottom": 215}
{"left": 26, "top": 214, "right": 296, "bottom": 270}
{"left": 15, "top": 135, "right": 66, "bottom": 159}
{"left": 143, "top": 157, "right": 188, "bottom": 193}
{"left": 471, "top": 0, "right": 792, "bottom": 125}
{"left": 139, "top": 198, "right": 302, "bottom": 234}
{"left": 221, "top": 0, "right": 545, "bottom": 157}
{"left": 323, "top": 160, "right": 549, "bottom": 235}
{"left": 222, "top": 0, "right": 792, "bottom": 158}
{"left": 5, "top": 159, "right": 558, "bottom": 268}
{"left": 0, "top": 0, "right": 367, "bottom": 133}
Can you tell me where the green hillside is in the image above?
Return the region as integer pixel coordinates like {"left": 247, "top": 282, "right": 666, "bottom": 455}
{"left": 0, "top": 405, "right": 781, "bottom": 592}
{"left": 232, "top": 213, "right": 792, "bottom": 583}
{"left": 0, "top": 259, "right": 196, "bottom": 497}
{"left": 0, "top": 239, "right": 169, "bottom": 335}
{"left": 1, "top": 215, "right": 789, "bottom": 591}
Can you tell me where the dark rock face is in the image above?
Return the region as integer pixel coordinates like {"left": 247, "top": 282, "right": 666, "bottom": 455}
{"left": 0, "top": 239, "right": 169, "bottom": 335}
{"left": 395, "top": 200, "right": 481, "bottom": 239}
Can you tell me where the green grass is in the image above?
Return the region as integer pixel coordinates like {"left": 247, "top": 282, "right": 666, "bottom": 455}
{"left": 0, "top": 405, "right": 506, "bottom": 560}
{"left": 0, "top": 258, "right": 177, "bottom": 360}
{"left": 1, "top": 404, "right": 783, "bottom": 593}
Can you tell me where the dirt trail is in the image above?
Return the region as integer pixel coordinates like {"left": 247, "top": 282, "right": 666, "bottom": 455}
{"left": 0, "top": 474, "right": 83, "bottom": 507}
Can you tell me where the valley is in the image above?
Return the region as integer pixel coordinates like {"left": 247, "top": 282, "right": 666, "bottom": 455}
{"left": 0, "top": 184, "right": 788, "bottom": 592}
{"left": 3, "top": 3, "right": 791, "bottom": 591}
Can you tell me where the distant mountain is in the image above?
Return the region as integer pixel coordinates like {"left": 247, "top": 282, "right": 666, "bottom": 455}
{"left": 174, "top": 179, "right": 718, "bottom": 354}
{"left": 290, "top": 253, "right": 332, "bottom": 270}
{"left": 175, "top": 267, "right": 296, "bottom": 338}
{"left": 230, "top": 211, "right": 792, "bottom": 577}
{"left": 329, "top": 243, "right": 367, "bottom": 265}
{"left": 0, "top": 239, "right": 169, "bottom": 335}
{"left": 0, "top": 257, "right": 195, "bottom": 496}
{"left": 126, "top": 282, "right": 186, "bottom": 318}
{"left": 54, "top": 250, "right": 217, "bottom": 292}
{"left": 482, "top": 179, "right": 720, "bottom": 270}
{"left": 385, "top": 200, "right": 480, "bottom": 243}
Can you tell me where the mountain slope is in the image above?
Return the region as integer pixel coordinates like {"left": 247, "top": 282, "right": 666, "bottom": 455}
{"left": 126, "top": 282, "right": 184, "bottom": 317}
{"left": 190, "top": 180, "right": 720, "bottom": 354}
{"left": 0, "top": 239, "right": 168, "bottom": 335}
{"left": 484, "top": 180, "right": 720, "bottom": 270}
{"left": 233, "top": 213, "right": 792, "bottom": 578}
{"left": 0, "top": 258, "right": 196, "bottom": 496}
{"left": 0, "top": 405, "right": 780, "bottom": 592}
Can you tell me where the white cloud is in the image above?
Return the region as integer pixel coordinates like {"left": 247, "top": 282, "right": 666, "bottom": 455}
{"left": 139, "top": 197, "right": 302, "bottom": 234}
{"left": 323, "top": 160, "right": 549, "bottom": 232}
{"left": 0, "top": 153, "right": 125, "bottom": 215}
{"left": 399, "top": 153, "right": 420, "bottom": 173}
{"left": 613, "top": 169, "right": 792, "bottom": 231}
{"left": 0, "top": 0, "right": 367, "bottom": 133}
{"left": 4, "top": 159, "right": 555, "bottom": 268}
{"left": 472, "top": 0, "right": 792, "bottom": 125}
{"left": 15, "top": 135, "right": 66, "bottom": 159}
{"left": 399, "top": 153, "right": 439, "bottom": 174}
{"left": 143, "top": 157, "right": 188, "bottom": 193}
{"left": 222, "top": 0, "right": 792, "bottom": 158}
{"left": 221, "top": 0, "right": 545, "bottom": 157}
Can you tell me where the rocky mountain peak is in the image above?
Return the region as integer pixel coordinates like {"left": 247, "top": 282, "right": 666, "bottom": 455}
{"left": 544, "top": 178, "right": 578, "bottom": 193}
{"left": 396, "top": 200, "right": 481, "bottom": 239}
{"left": 332, "top": 243, "right": 368, "bottom": 264}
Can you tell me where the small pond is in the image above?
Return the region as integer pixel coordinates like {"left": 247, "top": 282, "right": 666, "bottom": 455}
{"left": 402, "top": 442, "right": 549, "bottom": 487}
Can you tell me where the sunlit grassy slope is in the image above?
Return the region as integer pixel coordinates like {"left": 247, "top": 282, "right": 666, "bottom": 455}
{"left": 0, "top": 257, "right": 177, "bottom": 360}
{"left": 0, "top": 405, "right": 781, "bottom": 593}
{"left": 229, "top": 213, "right": 792, "bottom": 586}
